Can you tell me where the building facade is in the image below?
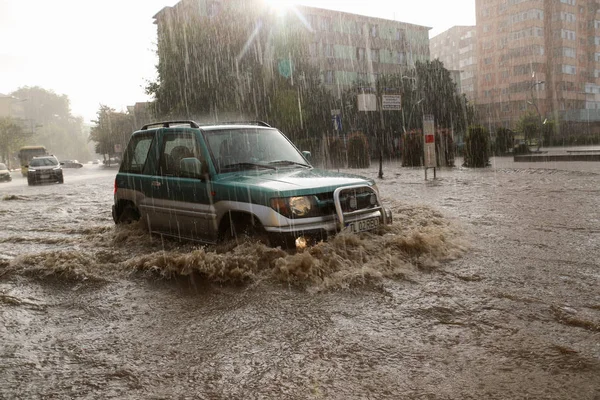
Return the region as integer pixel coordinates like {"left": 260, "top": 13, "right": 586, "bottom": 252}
{"left": 430, "top": 26, "right": 478, "bottom": 100}
{"left": 153, "top": 0, "right": 431, "bottom": 96}
{"left": 476, "top": 0, "right": 600, "bottom": 130}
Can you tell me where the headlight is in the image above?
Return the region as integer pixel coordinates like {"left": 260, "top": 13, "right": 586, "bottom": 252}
{"left": 270, "top": 196, "right": 316, "bottom": 218}
{"left": 53, "top": 166, "right": 61, "bottom": 170}
{"left": 28, "top": 168, "right": 36, "bottom": 172}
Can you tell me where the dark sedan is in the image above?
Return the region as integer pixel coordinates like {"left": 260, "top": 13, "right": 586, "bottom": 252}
{"left": 60, "top": 160, "right": 84, "bottom": 168}
{"left": 27, "top": 156, "right": 64, "bottom": 185}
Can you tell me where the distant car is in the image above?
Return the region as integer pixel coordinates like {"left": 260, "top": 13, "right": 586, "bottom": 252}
{"left": 0, "top": 163, "right": 11, "bottom": 182}
{"left": 60, "top": 160, "right": 83, "bottom": 168}
{"left": 92, "top": 159, "right": 100, "bottom": 164}
{"left": 27, "top": 155, "right": 64, "bottom": 185}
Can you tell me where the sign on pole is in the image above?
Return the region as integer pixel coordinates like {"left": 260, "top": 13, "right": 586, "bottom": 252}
{"left": 423, "top": 114, "right": 436, "bottom": 169}
{"left": 357, "top": 94, "right": 377, "bottom": 112}
{"left": 382, "top": 95, "right": 402, "bottom": 111}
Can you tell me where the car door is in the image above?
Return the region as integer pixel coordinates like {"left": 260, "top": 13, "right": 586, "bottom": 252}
{"left": 151, "top": 130, "right": 216, "bottom": 241}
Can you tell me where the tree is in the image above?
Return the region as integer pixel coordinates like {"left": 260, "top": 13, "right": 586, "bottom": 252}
{"left": 0, "top": 117, "right": 30, "bottom": 169}
{"left": 89, "top": 105, "right": 135, "bottom": 162}
{"left": 495, "top": 127, "right": 514, "bottom": 155}
{"left": 517, "top": 111, "right": 540, "bottom": 145}
{"left": 9, "top": 86, "right": 91, "bottom": 161}
{"left": 463, "top": 125, "right": 490, "bottom": 168}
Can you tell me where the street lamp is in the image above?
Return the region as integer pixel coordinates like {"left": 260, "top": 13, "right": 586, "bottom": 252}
{"left": 528, "top": 79, "right": 545, "bottom": 151}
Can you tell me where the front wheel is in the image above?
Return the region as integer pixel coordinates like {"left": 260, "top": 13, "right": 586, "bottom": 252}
{"left": 115, "top": 203, "right": 140, "bottom": 224}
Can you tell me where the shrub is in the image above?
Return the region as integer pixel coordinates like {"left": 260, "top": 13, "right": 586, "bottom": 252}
{"left": 327, "top": 136, "right": 346, "bottom": 168}
{"left": 495, "top": 127, "right": 514, "bottom": 155}
{"left": 435, "top": 128, "right": 455, "bottom": 167}
{"left": 402, "top": 130, "right": 423, "bottom": 167}
{"left": 347, "top": 132, "right": 370, "bottom": 168}
{"left": 463, "top": 125, "right": 490, "bottom": 168}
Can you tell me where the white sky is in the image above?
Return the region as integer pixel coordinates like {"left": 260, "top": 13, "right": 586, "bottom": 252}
{"left": 0, "top": 0, "right": 475, "bottom": 123}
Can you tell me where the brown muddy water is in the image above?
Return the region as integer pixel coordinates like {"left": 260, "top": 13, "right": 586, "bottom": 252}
{"left": 0, "top": 160, "right": 599, "bottom": 399}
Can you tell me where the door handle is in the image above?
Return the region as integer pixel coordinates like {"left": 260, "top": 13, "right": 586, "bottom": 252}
{"left": 151, "top": 181, "right": 161, "bottom": 188}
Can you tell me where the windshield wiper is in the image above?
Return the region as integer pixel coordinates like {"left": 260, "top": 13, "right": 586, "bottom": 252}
{"left": 222, "top": 162, "right": 276, "bottom": 171}
{"left": 268, "top": 160, "right": 310, "bottom": 168}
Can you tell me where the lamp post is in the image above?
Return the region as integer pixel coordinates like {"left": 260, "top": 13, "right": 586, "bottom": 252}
{"left": 528, "top": 79, "right": 545, "bottom": 151}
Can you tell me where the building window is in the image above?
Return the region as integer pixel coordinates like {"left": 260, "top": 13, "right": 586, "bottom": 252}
{"left": 357, "top": 47, "right": 366, "bottom": 61}
{"left": 357, "top": 72, "right": 367, "bottom": 82}
{"left": 369, "top": 48, "right": 379, "bottom": 63}
{"left": 370, "top": 24, "right": 378, "bottom": 38}
{"left": 562, "top": 64, "right": 577, "bottom": 74}
{"left": 308, "top": 15, "right": 318, "bottom": 30}
{"left": 396, "top": 51, "right": 406, "bottom": 65}
{"left": 561, "top": 29, "right": 576, "bottom": 40}
{"left": 324, "top": 70, "right": 334, "bottom": 84}
{"left": 396, "top": 28, "right": 406, "bottom": 41}
{"left": 595, "top": 53, "right": 600, "bottom": 62}
{"left": 484, "top": 57, "right": 493, "bottom": 64}
{"left": 320, "top": 16, "right": 331, "bottom": 32}
{"left": 560, "top": 0, "right": 576, "bottom": 4}
{"left": 324, "top": 43, "right": 334, "bottom": 58}
{"left": 556, "top": 47, "right": 577, "bottom": 57}
{"left": 308, "top": 43, "right": 318, "bottom": 58}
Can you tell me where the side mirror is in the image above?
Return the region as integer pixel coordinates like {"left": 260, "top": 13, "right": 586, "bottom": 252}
{"left": 302, "top": 151, "right": 312, "bottom": 162}
{"left": 60, "top": 162, "right": 65, "bottom": 166}
{"left": 180, "top": 158, "right": 210, "bottom": 181}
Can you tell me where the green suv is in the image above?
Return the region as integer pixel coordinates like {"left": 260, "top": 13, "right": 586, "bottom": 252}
{"left": 112, "top": 120, "right": 392, "bottom": 248}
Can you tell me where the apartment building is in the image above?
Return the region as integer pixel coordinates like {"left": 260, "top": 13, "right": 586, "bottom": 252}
{"left": 476, "top": 0, "right": 600, "bottom": 129}
{"left": 153, "top": 0, "right": 431, "bottom": 96}
{"left": 430, "top": 26, "right": 478, "bottom": 100}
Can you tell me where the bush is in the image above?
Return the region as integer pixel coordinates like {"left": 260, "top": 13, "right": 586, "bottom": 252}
{"left": 327, "top": 137, "right": 346, "bottom": 168}
{"left": 435, "top": 128, "right": 455, "bottom": 167}
{"left": 463, "top": 125, "right": 490, "bottom": 168}
{"left": 347, "top": 132, "right": 370, "bottom": 168}
{"left": 402, "top": 130, "right": 423, "bottom": 167}
{"left": 495, "top": 127, "right": 514, "bottom": 155}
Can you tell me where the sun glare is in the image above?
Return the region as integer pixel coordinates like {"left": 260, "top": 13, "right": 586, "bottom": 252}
{"left": 264, "top": 0, "right": 294, "bottom": 16}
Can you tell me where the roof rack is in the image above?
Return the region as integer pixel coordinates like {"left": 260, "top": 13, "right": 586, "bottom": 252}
{"left": 141, "top": 120, "right": 200, "bottom": 130}
{"left": 214, "top": 120, "right": 271, "bottom": 127}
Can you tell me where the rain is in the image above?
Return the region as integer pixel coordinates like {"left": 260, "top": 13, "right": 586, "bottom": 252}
{"left": 1, "top": 0, "right": 599, "bottom": 398}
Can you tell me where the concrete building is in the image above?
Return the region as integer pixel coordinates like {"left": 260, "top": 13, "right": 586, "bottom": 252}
{"left": 153, "top": 0, "right": 431, "bottom": 96}
{"left": 475, "top": 0, "right": 600, "bottom": 130}
{"left": 430, "top": 26, "right": 478, "bottom": 100}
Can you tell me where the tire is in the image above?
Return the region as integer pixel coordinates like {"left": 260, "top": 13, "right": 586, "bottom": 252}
{"left": 116, "top": 203, "right": 140, "bottom": 224}
{"left": 221, "top": 215, "right": 269, "bottom": 246}
{"left": 58, "top": 177, "right": 64, "bottom": 184}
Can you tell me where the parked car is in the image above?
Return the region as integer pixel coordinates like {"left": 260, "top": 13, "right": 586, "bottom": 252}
{"left": 27, "top": 155, "right": 64, "bottom": 185}
{"left": 0, "top": 163, "right": 11, "bottom": 182}
{"left": 112, "top": 120, "right": 392, "bottom": 249}
{"left": 60, "top": 160, "right": 83, "bottom": 168}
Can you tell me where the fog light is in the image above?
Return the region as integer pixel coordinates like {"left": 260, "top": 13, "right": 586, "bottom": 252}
{"left": 295, "top": 236, "right": 307, "bottom": 250}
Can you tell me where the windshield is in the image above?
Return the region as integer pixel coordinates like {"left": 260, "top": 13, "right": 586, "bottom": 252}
{"left": 0, "top": 163, "right": 6, "bottom": 170}
{"left": 204, "top": 128, "right": 308, "bottom": 173}
{"left": 30, "top": 157, "right": 58, "bottom": 167}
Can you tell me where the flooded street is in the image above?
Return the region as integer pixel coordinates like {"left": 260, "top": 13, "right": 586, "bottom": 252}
{"left": 1, "top": 160, "right": 599, "bottom": 399}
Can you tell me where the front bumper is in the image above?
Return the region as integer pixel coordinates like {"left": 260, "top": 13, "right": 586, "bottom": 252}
{"left": 0, "top": 174, "right": 11, "bottom": 182}
{"left": 28, "top": 170, "right": 63, "bottom": 183}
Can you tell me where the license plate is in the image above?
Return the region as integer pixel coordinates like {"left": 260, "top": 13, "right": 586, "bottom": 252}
{"left": 345, "top": 217, "right": 379, "bottom": 233}
{"left": 41, "top": 174, "right": 49, "bottom": 179}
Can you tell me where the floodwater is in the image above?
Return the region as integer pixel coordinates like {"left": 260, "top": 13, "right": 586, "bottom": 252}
{"left": 0, "top": 159, "right": 599, "bottom": 399}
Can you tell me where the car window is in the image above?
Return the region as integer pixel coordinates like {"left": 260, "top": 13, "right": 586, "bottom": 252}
{"left": 121, "top": 134, "right": 154, "bottom": 174}
{"left": 0, "top": 163, "right": 6, "bottom": 170}
{"left": 204, "top": 128, "right": 306, "bottom": 172}
{"left": 158, "top": 132, "right": 204, "bottom": 177}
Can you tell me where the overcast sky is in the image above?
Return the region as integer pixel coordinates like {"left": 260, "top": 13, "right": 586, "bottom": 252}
{"left": 0, "top": 0, "right": 475, "bottom": 123}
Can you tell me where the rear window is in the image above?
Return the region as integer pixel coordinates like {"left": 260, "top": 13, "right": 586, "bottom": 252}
{"left": 120, "top": 133, "right": 154, "bottom": 174}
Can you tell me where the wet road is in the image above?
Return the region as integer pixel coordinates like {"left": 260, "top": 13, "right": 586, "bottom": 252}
{"left": 1, "top": 159, "right": 599, "bottom": 399}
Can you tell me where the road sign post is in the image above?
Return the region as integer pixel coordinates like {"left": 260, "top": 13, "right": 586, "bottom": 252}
{"left": 423, "top": 114, "right": 436, "bottom": 180}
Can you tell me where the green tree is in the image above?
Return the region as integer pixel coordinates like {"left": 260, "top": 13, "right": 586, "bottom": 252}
{"left": 89, "top": 105, "right": 135, "bottom": 162}
{"left": 463, "top": 125, "right": 490, "bottom": 168}
{"left": 495, "top": 127, "right": 514, "bottom": 155}
{"left": 517, "top": 111, "right": 540, "bottom": 145}
{"left": 10, "top": 86, "right": 90, "bottom": 161}
{"left": 0, "top": 117, "right": 31, "bottom": 169}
